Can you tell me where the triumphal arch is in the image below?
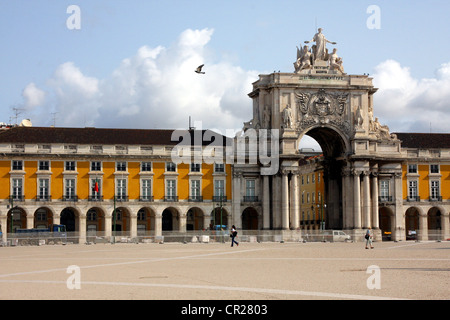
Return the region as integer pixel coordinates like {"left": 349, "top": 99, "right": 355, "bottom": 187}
{"left": 235, "top": 28, "right": 409, "bottom": 240}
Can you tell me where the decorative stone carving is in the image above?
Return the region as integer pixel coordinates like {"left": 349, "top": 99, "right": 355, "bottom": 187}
{"left": 355, "top": 105, "right": 364, "bottom": 130}
{"left": 294, "top": 28, "right": 345, "bottom": 74}
{"left": 294, "top": 45, "right": 313, "bottom": 73}
{"left": 304, "top": 28, "right": 337, "bottom": 62}
{"left": 282, "top": 104, "right": 293, "bottom": 129}
{"left": 262, "top": 105, "right": 271, "bottom": 129}
{"left": 295, "top": 89, "right": 350, "bottom": 133}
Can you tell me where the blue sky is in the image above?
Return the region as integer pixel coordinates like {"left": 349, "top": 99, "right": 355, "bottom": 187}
{"left": 1, "top": 0, "right": 449, "bottom": 146}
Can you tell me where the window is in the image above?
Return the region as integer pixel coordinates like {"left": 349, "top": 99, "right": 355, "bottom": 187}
{"left": 141, "top": 179, "right": 152, "bottom": 201}
{"left": 12, "top": 178, "right": 23, "bottom": 200}
{"left": 214, "top": 163, "right": 225, "bottom": 173}
{"left": 65, "top": 161, "right": 76, "bottom": 171}
{"left": 91, "top": 179, "right": 101, "bottom": 200}
{"left": 116, "top": 162, "right": 127, "bottom": 172}
{"left": 245, "top": 179, "right": 256, "bottom": 198}
{"left": 190, "top": 163, "right": 201, "bottom": 172}
{"left": 430, "top": 164, "right": 439, "bottom": 174}
{"left": 38, "top": 178, "right": 50, "bottom": 200}
{"left": 141, "top": 162, "right": 152, "bottom": 172}
{"left": 214, "top": 180, "right": 225, "bottom": 197}
{"left": 116, "top": 179, "right": 127, "bottom": 200}
{"left": 91, "top": 161, "right": 101, "bottom": 171}
{"left": 408, "top": 164, "right": 417, "bottom": 174}
{"left": 12, "top": 160, "right": 23, "bottom": 171}
{"left": 380, "top": 180, "right": 390, "bottom": 201}
{"left": 430, "top": 181, "right": 440, "bottom": 200}
{"left": 65, "top": 178, "right": 76, "bottom": 200}
{"left": 166, "top": 162, "right": 176, "bottom": 172}
{"left": 190, "top": 180, "right": 201, "bottom": 200}
{"left": 408, "top": 180, "right": 418, "bottom": 200}
{"left": 166, "top": 179, "right": 177, "bottom": 200}
{"left": 39, "top": 161, "right": 50, "bottom": 171}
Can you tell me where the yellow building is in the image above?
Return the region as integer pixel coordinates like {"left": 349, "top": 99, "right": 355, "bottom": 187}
{"left": 299, "top": 154, "right": 325, "bottom": 230}
{"left": 0, "top": 126, "right": 232, "bottom": 243}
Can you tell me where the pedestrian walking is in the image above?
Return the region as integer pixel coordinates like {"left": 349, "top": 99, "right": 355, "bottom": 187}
{"left": 365, "top": 227, "right": 374, "bottom": 249}
{"left": 230, "top": 225, "right": 239, "bottom": 247}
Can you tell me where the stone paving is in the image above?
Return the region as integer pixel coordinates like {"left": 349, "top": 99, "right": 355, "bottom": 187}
{"left": 0, "top": 240, "right": 449, "bottom": 300}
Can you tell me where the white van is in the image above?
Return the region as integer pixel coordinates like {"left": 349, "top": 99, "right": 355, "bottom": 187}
{"left": 332, "top": 230, "right": 351, "bottom": 242}
{"left": 320, "top": 230, "right": 351, "bottom": 242}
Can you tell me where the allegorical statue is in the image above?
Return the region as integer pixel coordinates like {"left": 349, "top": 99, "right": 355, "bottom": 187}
{"left": 294, "top": 45, "right": 313, "bottom": 73}
{"left": 329, "top": 48, "right": 345, "bottom": 73}
{"left": 304, "top": 28, "right": 336, "bottom": 61}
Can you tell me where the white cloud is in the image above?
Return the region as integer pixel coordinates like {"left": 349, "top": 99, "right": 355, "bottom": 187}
{"left": 22, "top": 82, "right": 45, "bottom": 109}
{"left": 25, "top": 28, "right": 259, "bottom": 133}
{"left": 373, "top": 60, "right": 450, "bottom": 133}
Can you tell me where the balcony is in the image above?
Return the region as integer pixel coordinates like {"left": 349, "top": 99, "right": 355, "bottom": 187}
{"left": 115, "top": 195, "right": 129, "bottom": 202}
{"left": 89, "top": 195, "right": 103, "bottom": 202}
{"left": 62, "top": 195, "right": 78, "bottom": 202}
{"left": 139, "top": 196, "right": 154, "bottom": 202}
{"left": 36, "top": 195, "right": 52, "bottom": 202}
{"left": 407, "top": 196, "right": 420, "bottom": 202}
{"left": 9, "top": 195, "right": 24, "bottom": 202}
{"left": 212, "top": 196, "right": 227, "bottom": 202}
{"left": 164, "top": 196, "right": 179, "bottom": 202}
{"left": 243, "top": 196, "right": 259, "bottom": 202}
{"left": 189, "top": 195, "right": 203, "bottom": 202}
{"left": 429, "top": 196, "right": 442, "bottom": 202}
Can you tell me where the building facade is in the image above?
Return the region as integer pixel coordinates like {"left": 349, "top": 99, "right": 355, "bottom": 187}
{"left": 0, "top": 127, "right": 232, "bottom": 243}
{"left": 1, "top": 29, "right": 449, "bottom": 243}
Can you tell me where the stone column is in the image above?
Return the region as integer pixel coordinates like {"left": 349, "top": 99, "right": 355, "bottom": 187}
{"left": 353, "top": 170, "right": 362, "bottom": 229}
{"left": 203, "top": 214, "right": 211, "bottom": 231}
{"left": 371, "top": 172, "right": 379, "bottom": 229}
{"left": 393, "top": 171, "right": 405, "bottom": 241}
{"left": 179, "top": 214, "right": 187, "bottom": 232}
{"left": 79, "top": 215, "right": 86, "bottom": 244}
{"left": 27, "top": 214, "right": 34, "bottom": 229}
{"left": 291, "top": 173, "right": 300, "bottom": 229}
{"left": 262, "top": 175, "right": 270, "bottom": 229}
{"left": 53, "top": 214, "right": 60, "bottom": 225}
{"left": 130, "top": 212, "right": 138, "bottom": 239}
{"left": 281, "top": 171, "right": 289, "bottom": 230}
{"left": 362, "top": 171, "right": 371, "bottom": 228}
{"left": 154, "top": 212, "right": 162, "bottom": 237}
{"left": 105, "top": 214, "right": 112, "bottom": 239}
{"left": 418, "top": 214, "right": 428, "bottom": 241}
{"left": 441, "top": 213, "right": 450, "bottom": 241}
{"left": 342, "top": 168, "right": 352, "bottom": 229}
{"left": 231, "top": 171, "right": 241, "bottom": 229}
{"left": 0, "top": 216, "right": 7, "bottom": 242}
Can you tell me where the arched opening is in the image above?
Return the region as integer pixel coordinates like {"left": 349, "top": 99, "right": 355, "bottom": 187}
{"left": 405, "top": 207, "right": 420, "bottom": 240}
{"left": 61, "top": 208, "right": 77, "bottom": 232}
{"left": 379, "top": 207, "right": 394, "bottom": 241}
{"left": 7, "top": 207, "right": 26, "bottom": 232}
{"left": 242, "top": 207, "right": 259, "bottom": 230}
{"left": 162, "top": 207, "right": 179, "bottom": 231}
{"left": 34, "top": 207, "right": 53, "bottom": 229}
{"left": 186, "top": 207, "right": 204, "bottom": 231}
{"left": 112, "top": 207, "right": 130, "bottom": 233}
{"left": 137, "top": 207, "right": 155, "bottom": 234}
{"left": 427, "top": 207, "right": 442, "bottom": 240}
{"left": 298, "top": 126, "right": 348, "bottom": 230}
{"left": 86, "top": 207, "right": 105, "bottom": 234}
{"left": 211, "top": 207, "right": 228, "bottom": 230}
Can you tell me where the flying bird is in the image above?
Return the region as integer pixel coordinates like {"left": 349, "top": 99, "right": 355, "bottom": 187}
{"left": 195, "top": 64, "right": 205, "bottom": 74}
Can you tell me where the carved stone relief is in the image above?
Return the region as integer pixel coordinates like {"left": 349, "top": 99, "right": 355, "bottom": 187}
{"left": 294, "top": 88, "right": 350, "bottom": 134}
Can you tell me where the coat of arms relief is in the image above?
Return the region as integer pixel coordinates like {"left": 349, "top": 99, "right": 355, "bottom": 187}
{"left": 294, "top": 89, "right": 350, "bottom": 134}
